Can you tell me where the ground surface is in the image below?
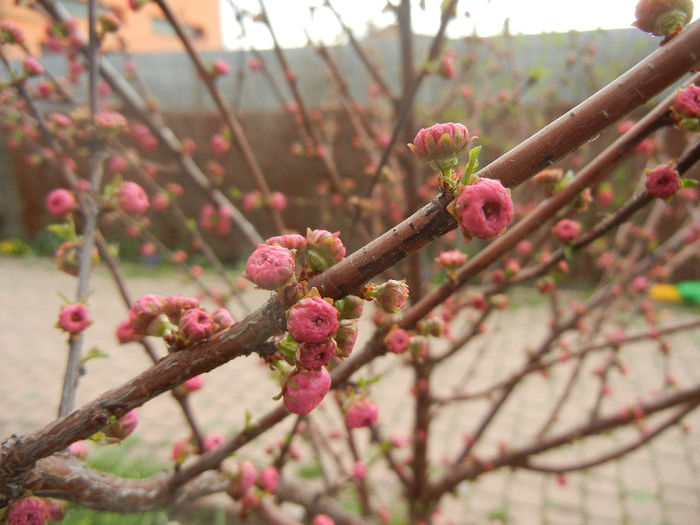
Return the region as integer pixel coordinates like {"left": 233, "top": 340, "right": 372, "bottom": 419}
{"left": 1, "top": 256, "right": 700, "bottom": 524}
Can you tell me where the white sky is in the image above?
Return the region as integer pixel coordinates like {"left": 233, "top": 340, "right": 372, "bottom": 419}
{"left": 220, "top": 0, "right": 699, "bottom": 49}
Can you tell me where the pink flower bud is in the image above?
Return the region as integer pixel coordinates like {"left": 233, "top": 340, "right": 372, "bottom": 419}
{"left": 384, "top": 327, "right": 410, "bottom": 354}
{"left": 212, "top": 308, "right": 235, "bottom": 330}
{"left": 211, "top": 59, "right": 230, "bottom": 76}
{"left": 98, "top": 12, "right": 121, "bottom": 34}
{"left": 57, "top": 303, "right": 91, "bottom": 335}
{"left": 0, "top": 21, "right": 25, "bottom": 45}
{"left": 178, "top": 308, "right": 214, "bottom": 344}
{"left": 248, "top": 56, "right": 263, "bottom": 72}
{"left": 204, "top": 433, "right": 225, "bottom": 451}
{"left": 436, "top": 249, "right": 467, "bottom": 270}
{"left": 23, "top": 56, "right": 45, "bottom": 77}
{"left": 310, "top": 515, "right": 336, "bottom": 525}
{"left": 209, "top": 133, "right": 229, "bottom": 155}
{"left": 334, "top": 320, "right": 359, "bottom": 357}
{"left": 129, "top": 294, "right": 164, "bottom": 331}
{"left": 373, "top": 280, "right": 410, "bottom": 313}
{"left": 408, "top": 335, "right": 430, "bottom": 360}
{"left": 287, "top": 296, "right": 339, "bottom": 343}
{"left": 408, "top": 122, "right": 472, "bottom": 171}
{"left": 183, "top": 375, "right": 204, "bottom": 393}
{"left": 305, "top": 229, "right": 346, "bottom": 272}
{"left": 171, "top": 437, "right": 192, "bottom": 462}
{"left": 296, "top": 339, "right": 337, "bottom": 369}
{"left": 117, "top": 181, "right": 149, "bottom": 215}
{"left": 552, "top": 219, "right": 580, "bottom": 244}
{"left": 353, "top": 460, "right": 368, "bottom": 480}
{"left": 345, "top": 398, "right": 379, "bottom": 429}
{"left": 450, "top": 178, "right": 514, "bottom": 239}
{"left": 68, "top": 441, "right": 88, "bottom": 459}
{"left": 266, "top": 233, "right": 307, "bottom": 251}
{"left": 103, "top": 409, "right": 138, "bottom": 440}
{"left": 633, "top": 0, "right": 693, "bottom": 36}
{"left": 283, "top": 367, "right": 332, "bottom": 416}
{"left": 257, "top": 465, "right": 280, "bottom": 493}
{"left": 270, "top": 191, "right": 287, "bottom": 211}
{"left": 515, "top": 240, "right": 533, "bottom": 256}
{"left": 162, "top": 295, "right": 199, "bottom": 322}
{"left": 245, "top": 244, "right": 295, "bottom": 290}
{"left": 672, "top": 84, "right": 700, "bottom": 118}
{"left": 45, "top": 188, "right": 76, "bottom": 216}
{"left": 645, "top": 164, "right": 681, "bottom": 199}
{"left": 232, "top": 460, "right": 258, "bottom": 497}
{"left": 6, "top": 497, "right": 48, "bottom": 525}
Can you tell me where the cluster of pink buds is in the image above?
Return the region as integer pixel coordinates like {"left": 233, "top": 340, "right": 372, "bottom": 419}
{"left": 115, "top": 294, "right": 235, "bottom": 350}
{"left": 633, "top": 0, "right": 693, "bottom": 38}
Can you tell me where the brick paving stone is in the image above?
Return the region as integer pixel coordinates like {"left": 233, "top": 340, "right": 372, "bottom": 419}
{"left": 505, "top": 504, "right": 542, "bottom": 525}
{"left": 584, "top": 492, "right": 624, "bottom": 521}
{"left": 663, "top": 503, "right": 700, "bottom": 525}
{"left": 545, "top": 506, "right": 585, "bottom": 525}
{"left": 661, "top": 484, "right": 700, "bottom": 507}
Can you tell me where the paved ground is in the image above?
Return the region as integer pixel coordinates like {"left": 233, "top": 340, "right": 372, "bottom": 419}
{"left": 1, "top": 256, "right": 699, "bottom": 524}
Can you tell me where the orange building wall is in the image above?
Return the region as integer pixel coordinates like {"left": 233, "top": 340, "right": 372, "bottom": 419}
{"left": 0, "top": 0, "right": 223, "bottom": 56}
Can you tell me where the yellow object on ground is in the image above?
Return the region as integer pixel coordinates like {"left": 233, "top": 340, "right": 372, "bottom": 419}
{"left": 649, "top": 284, "right": 682, "bottom": 302}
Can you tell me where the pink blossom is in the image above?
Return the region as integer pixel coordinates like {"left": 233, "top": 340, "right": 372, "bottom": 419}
{"left": 408, "top": 122, "right": 472, "bottom": 170}
{"left": 631, "top": 276, "right": 649, "bottom": 293}
{"left": 232, "top": 460, "right": 258, "bottom": 497}
{"left": 179, "top": 308, "right": 214, "bottom": 344}
{"left": 129, "top": 294, "right": 164, "bottom": 331}
{"left": 597, "top": 187, "right": 614, "bottom": 206}
{"left": 353, "top": 460, "right": 368, "bottom": 479}
{"left": 257, "top": 465, "right": 280, "bottom": 492}
{"left": 306, "top": 229, "right": 346, "bottom": 272}
{"left": 103, "top": 409, "right": 138, "bottom": 440}
{"left": 296, "top": 339, "right": 337, "bottom": 369}
{"left": 117, "top": 181, "right": 149, "bottom": 215}
{"left": 645, "top": 165, "right": 681, "bottom": 199}
{"left": 45, "top": 188, "right": 76, "bottom": 216}
{"left": 552, "top": 219, "right": 580, "bottom": 243}
{"left": 37, "top": 81, "right": 54, "bottom": 98}
{"left": 162, "top": 295, "right": 199, "bottom": 322}
{"left": 242, "top": 190, "right": 261, "bottom": 211}
{"left": 183, "top": 375, "right": 204, "bottom": 393}
{"left": 114, "top": 319, "right": 139, "bottom": 344}
{"left": 171, "top": 437, "right": 191, "bottom": 462}
{"left": 384, "top": 327, "right": 410, "bottom": 354}
{"left": 672, "top": 85, "right": 700, "bottom": 118}
{"left": 248, "top": 56, "right": 263, "bottom": 72}
{"left": 57, "top": 303, "right": 91, "bottom": 335}
{"left": 345, "top": 398, "right": 379, "bottom": 429}
{"left": 451, "top": 178, "right": 514, "bottom": 239}
{"left": 211, "top": 59, "right": 230, "bottom": 76}
{"left": 151, "top": 192, "right": 169, "bottom": 211}
{"left": 107, "top": 154, "right": 128, "bottom": 173}
{"left": 436, "top": 249, "right": 467, "bottom": 269}
{"left": 204, "top": 433, "right": 225, "bottom": 451}
{"left": 68, "top": 441, "right": 88, "bottom": 458}
{"left": 287, "top": 296, "right": 339, "bottom": 343}
{"left": 516, "top": 240, "right": 533, "bottom": 255}
{"left": 212, "top": 308, "right": 235, "bottom": 330}
{"left": 23, "top": 56, "right": 44, "bottom": 77}
{"left": 270, "top": 191, "right": 287, "bottom": 211}
{"left": 283, "top": 367, "right": 332, "bottom": 416}
{"left": 209, "top": 133, "right": 229, "bottom": 155}
{"left": 140, "top": 242, "right": 156, "bottom": 258}
{"left": 245, "top": 244, "right": 295, "bottom": 290}
{"left": 0, "top": 21, "right": 25, "bottom": 44}
{"left": 312, "top": 514, "right": 335, "bottom": 525}
{"left": 6, "top": 497, "right": 48, "bottom": 525}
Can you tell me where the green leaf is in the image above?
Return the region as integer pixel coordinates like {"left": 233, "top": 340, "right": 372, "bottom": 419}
{"left": 81, "top": 347, "right": 108, "bottom": 364}
{"left": 357, "top": 374, "right": 383, "bottom": 388}
{"left": 298, "top": 460, "right": 322, "bottom": 479}
{"left": 461, "top": 145, "right": 481, "bottom": 184}
{"left": 47, "top": 222, "right": 77, "bottom": 242}
{"left": 681, "top": 177, "right": 698, "bottom": 188}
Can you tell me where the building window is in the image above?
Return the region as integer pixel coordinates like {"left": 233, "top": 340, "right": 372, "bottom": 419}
{"left": 61, "top": 0, "right": 108, "bottom": 18}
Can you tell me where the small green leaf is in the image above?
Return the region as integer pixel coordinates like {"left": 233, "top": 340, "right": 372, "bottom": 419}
{"left": 461, "top": 145, "right": 481, "bottom": 184}
{"left": 298, "top": 460, "right": 322, "bottom": 479}
{"left": 357, "top": 374, "right": 383, "bottom": 388}
{"left": 80, "top": 347, "right": 108, "bottom": 364}
{"left": 681, "top": 177, "right": 698, "bottom": 188}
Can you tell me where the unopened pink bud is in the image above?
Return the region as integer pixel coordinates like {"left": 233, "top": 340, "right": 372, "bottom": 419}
{"left": 103, "top": 409, "right": 138, "bottom": 440}
{"left": 672, "top": 84, "right": 700, "bottom": 119}
{"left": 633, "top": 0, "right": 693, "bottom": 37}
{"left": 129, "top": 294, "right": 164, "bottom": 331}
{"left": 345, "top": 398, "right": 379, "bottom": 429}
{"left": 283, "top": 367, "right": 331, "bottom": 416}
{"left": 373, "top": 280, "right": 410, "bottom": 313}
{"left": 408, "top": 122, "right": 472, "bottom": 171}
{"left": 212, "top": 308, "right": 235, "bottom": 330}
{"left": 436, "top": 249, "right": 467, "bottom": 269}
{"left": 68, "top": 440, "right": 88, "bottom": 459}
{"left": 257, "top": 465, "right": 280, "bottom": 493}
{"left": 204, "top": 433, "right": 225, "bottom": 451}
{"left": 334, "top": 295, "right": 364, "bottom": 320}
{"left": 287, "top": 296, "right": 339, "bottom": 343}
{"left": 450, "top": 178, "right": 514, "bottom": 239}
{"left": 117, "top": 181, "right": 149, "bottom": 215}
{"left": 266, "top": 233, "right": 307, "bottom": 251}
{"left": 209, "top": 133, "right": 229, "bottom": 155}
{"left": 232, "top": 460, "right": 258, "bottom": 497}
{"left": 245, "top": 244, "right": 295, "bottom": 290}
{"left": 296, "top": 339, "right": 337, "bottom": 369}
{"left": 334, "top": 320, "right": 359, "bottom": 357}
{"left": 312, "top": 515, "right": 335, "bottom": 525}
{"left": 211, "top": 59, "right": 230, "bottom": 76}
{"left": 183, "top": 375, "right": 204, "bottom": 393}
{"left": 353, "top": 460, "right": 368, "bottom": 480}
{"left": 23, "top": 56, "right": 45, "bottom": 77}
{"left": 305, "top": 229, "right": 346, "bottom": 272}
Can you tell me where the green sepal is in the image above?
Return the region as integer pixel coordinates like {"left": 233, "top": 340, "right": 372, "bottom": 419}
{"left": 460, "top": 145, "right": 482, "bottom": 184}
